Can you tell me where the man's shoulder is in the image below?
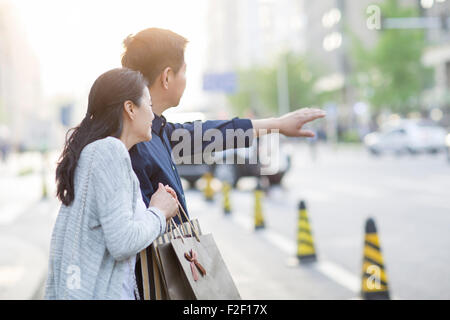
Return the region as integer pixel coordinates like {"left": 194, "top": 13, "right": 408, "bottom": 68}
{"left": 130, "top": 139, "right": 155, "bottom": 155}
{"left": 129, "top": 140, "right": 159, "bottom": 166}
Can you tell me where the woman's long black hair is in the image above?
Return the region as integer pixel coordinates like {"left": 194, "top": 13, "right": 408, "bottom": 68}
{"left": 56, "top": 68, "right": 148, "bottom": 206}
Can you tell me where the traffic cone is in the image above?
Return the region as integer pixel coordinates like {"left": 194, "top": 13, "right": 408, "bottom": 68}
{"left": 203, "top": 172, "right": 214, "bottom": 202}
{"left": 222, "top": 181, "right": 231, "bottom": 214}
{"left": 297, "top": 200, "right": 317, "bottom": 263}
{"left": 361, "top": 217, "right": 390, "bottom": 300}
{"left": 254, "top": 181, "right": 265, "bottom": 230}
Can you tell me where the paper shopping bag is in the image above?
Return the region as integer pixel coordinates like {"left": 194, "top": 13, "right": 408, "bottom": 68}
{"left": 170, "top": 234, "right": 241, "bottom": 300}
{"left": 138, "top": 218, "right": 202, "bottom": 300}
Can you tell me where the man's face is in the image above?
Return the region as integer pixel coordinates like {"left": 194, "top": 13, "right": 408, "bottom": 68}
{"left": 169, "top": 62, "right": 186, "bottom": 107}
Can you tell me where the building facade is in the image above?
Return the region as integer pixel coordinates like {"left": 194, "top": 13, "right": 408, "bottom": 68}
{"left": 0, "top": 0, "right": 43, "bottom": 148}
{"left": 422, "top": 0, "right": 450, "bottom": 123}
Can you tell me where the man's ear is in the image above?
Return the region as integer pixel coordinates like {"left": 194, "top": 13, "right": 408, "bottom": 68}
{"left": 123, "top": 100, "right": 136, "bottom": 120}
{"left": 160, "top": 67, "right": 171, "bottom": 90}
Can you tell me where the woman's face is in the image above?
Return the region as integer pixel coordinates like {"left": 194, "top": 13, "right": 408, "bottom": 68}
{"left": 134, "top": 86, "right": 154, "bottom": 142}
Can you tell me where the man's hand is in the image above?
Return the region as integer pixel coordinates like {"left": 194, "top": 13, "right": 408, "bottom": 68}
{"left": 277, "top": 108, "right": 326, "bottom": 137}
{"left": 252, "top": 107, "right": 326, "bottom": 138}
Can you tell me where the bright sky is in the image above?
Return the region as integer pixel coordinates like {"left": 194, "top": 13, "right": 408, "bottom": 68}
{"left": 12, "top": 0, "right": 208, "bottom": 108}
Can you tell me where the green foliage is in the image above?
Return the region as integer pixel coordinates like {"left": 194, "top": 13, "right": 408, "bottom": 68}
{"left": 228, "top": 65, "right": 277, "bottom": 117}
{"left": 350, "top": 0, "right": 434, "bottom": 115}
{"left": 339, "top": 129, "right": 361, "bottom": 143}
{"left": 227, "top": 53, "right": 335, "bottom": 117}
{"left": 285, "top": 53, "right": 322, "bottom": 111}
{"left": 18, "top": 167, "right": 34, "bottom": 176}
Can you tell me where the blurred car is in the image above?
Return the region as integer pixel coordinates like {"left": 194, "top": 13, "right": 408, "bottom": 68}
{"left": 213, "top": 147, "right": 259, "bottom": 187}
{"left": 446, "top": 133, "right": 450, "bottom": 162}
{"left": 363, "top": 119, "right": 447, "bottom": 156}
{"left": 176, "top": 162, "right": 213, "bottom": 187}
{"left": 213, "top": 136, "right": 291, "bottom": 187}
{"left": 176, "top": 136, "right": 291, "bottom": 188}
{"left": 167, "top": 112, "right": 291, "bottom": 188}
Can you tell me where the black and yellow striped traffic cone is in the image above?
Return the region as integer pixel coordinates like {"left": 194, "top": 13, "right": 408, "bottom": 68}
{"left": 222, "top": 181, "right": 231, "bottom": 214}
{"left": 297, "top": 200, "right": 317, "bottom": 263}
{"left": 254, "top": 181, "right": 265, "bottom": 230}
{"left": 203, "top": 172, "right": 214, "bottom": 202}
{"left": 361, "top": 217, "right": 390, "bottom": 300}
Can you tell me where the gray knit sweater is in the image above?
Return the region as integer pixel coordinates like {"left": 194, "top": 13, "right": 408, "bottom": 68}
{"left": 45, "top": 137, "right": 166, "bottom": 299}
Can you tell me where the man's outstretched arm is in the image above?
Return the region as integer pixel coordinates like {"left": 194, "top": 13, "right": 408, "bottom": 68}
{"left": 165, "top": 107, "right": 326, "bottom": 153}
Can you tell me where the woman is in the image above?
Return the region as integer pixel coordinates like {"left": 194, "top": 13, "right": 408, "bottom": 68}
{"left": 45, "top": 68, "right": 178, "bottom": 300}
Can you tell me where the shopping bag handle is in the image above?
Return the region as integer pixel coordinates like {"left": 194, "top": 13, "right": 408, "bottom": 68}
{"left": 175, "top": 198, "right": 201, "bottom": 242}
{"left": 166, "top": 204, "right": 187, "bottom": 236}
{"left": 169, "top": 218, "right": 185, "bottom": 243}
{"left": 167, "top": 209, "right": 185, "bottom": 235}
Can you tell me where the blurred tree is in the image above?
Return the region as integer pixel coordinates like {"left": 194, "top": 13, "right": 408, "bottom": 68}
{"left": 228, "top": 65, "right": 276, "bottom": 117}
{"left": 350, "top": 0, "right": 434, "bottom": 115}
{"left": 228, "top": 53, "right": 335, "bottom": 117}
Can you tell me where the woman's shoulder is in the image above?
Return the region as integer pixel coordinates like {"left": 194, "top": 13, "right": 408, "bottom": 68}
{"left": 81, "top": 137, "right": 130, "bottom": 171}
{"left": 84, "top": 136, "right": 127, "bottom": 155}
{"left": 79, "top": 137, "right": 134, "bottom": 193}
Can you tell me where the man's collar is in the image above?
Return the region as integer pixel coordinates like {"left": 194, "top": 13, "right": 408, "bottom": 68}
{"left": 152, "top": 114, "right": 167, "bottom": 136}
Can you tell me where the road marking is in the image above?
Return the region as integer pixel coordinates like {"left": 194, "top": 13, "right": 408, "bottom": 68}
{"left": 263, "top": 230, "right": 297, "bottom": 255}
{"left": 316, "top": 260, "right": 360, "bottom": 293}
{"left": 189, "top": 191, "right": 401, "bottom": 298}
{"left": 230, "top": 214, "right": 360, "bottom": 294}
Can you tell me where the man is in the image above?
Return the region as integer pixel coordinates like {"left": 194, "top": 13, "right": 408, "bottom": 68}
{"left": 122, "top": 27, "right": 325, "bottom": 220}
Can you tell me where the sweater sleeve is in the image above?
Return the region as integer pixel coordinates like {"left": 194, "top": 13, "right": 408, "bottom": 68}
{"left": 91, "top": 138, "right": 165, "bottom": 261}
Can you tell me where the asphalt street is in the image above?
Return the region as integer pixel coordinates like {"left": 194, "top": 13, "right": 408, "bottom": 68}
{"left": 1, "top": 143, "right": 449, "bottom": 299}
{"left": 187, "top": 142, "right": 450, "bottom": 299}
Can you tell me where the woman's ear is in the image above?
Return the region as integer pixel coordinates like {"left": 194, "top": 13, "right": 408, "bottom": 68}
{"left": 123, "top": 100, "right": 136, "bottom": 120}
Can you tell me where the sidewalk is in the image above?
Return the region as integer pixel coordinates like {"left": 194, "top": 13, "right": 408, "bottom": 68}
{"left": 0, "top": 198, "right": 59, "bottom": 300}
